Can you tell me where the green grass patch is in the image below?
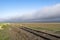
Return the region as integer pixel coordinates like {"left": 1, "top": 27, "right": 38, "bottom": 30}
{"left": 0, "top": 23, "right": 10, "bottom": 40}
{"left": 27, "top": 26, "right": 60, "bottom": 31}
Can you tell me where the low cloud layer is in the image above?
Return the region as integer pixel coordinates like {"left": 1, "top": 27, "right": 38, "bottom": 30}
{"left": 3, "top": 4, "right": 60, "bottom": 22}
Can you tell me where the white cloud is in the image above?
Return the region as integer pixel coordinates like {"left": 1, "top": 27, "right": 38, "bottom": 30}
{"left": 34, "top": 4, "right": 60, "bottom": 18}
{"left": 18, "top": 4, "right": 60, "bottom": 21}
{"left": 1, "top": 3, "right": 60, "bottom": 22}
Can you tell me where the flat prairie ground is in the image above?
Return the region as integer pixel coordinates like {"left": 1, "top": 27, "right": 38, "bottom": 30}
{"left": 0, "top": 23, "right": 10, "bottom": 40}
{"left": 0, "top": 23, "right": 60, "bottom": 40}
{"left": 20, "top": 23, "right": 60, "bottom": 34}
{"left": 22, "top": 23, "right": 60, "bottom": 30}
{"left": 10, "top": 23, "right": 60, "bottom": 35}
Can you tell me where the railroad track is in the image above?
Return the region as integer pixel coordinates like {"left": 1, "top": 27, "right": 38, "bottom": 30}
{"left": 20, "top": 27, "right": 60, "bottom": 40}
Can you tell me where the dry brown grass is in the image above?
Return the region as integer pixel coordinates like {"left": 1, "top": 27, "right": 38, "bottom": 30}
{"left": 9, "top": 23, "right": 60, "bottom": 40}
{"left": 9, "top": 23, "right": 60, "bottom": 31}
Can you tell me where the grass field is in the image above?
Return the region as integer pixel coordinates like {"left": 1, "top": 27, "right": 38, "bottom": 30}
{"left": 0, "top": 23, "right": 10, "bottom": 40}
{"left": 9, "top": 23, "right": 60, "bottom": 40}
{"left": 9, "top": 23, "right": 60, "bottom": 34}
{"left": 18, "top": 23, "right": 60, "bottom": 35}
{"left": 0, "top": 23, "right": 60, "bottom": 40}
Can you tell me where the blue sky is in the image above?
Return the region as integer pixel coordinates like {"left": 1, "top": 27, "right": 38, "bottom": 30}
{"left": 0, "top": 0, "right": 60, "bottom": 22}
